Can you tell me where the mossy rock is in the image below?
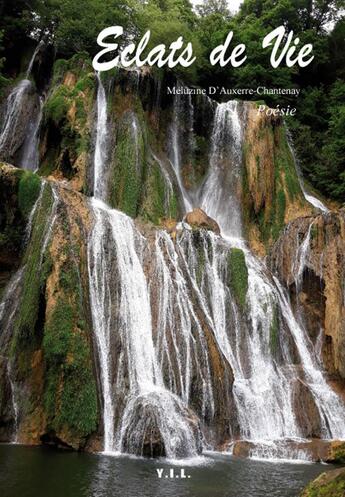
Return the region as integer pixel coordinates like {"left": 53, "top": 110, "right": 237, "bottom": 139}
{"left": 301, "top": 468, "right": 345, "bottom": 497}
{"left": 12, "top": 183, "right": 54, "bottom": 356}
{"left": 328, "top": 442, "right": 345, "bottom": 464}
{"left": 18, "top": 171, "right": 41, "bottom": 218}
{"left": 109, "top": 111, "right": 147, "bottom": 217}
{"left": 269, "top": 304, "right": 279, "bottom": 354}
{"left": 40, "top": 55, "right": 94, "bottom": 185}
{"left": 140, "top": 159, "right": 178, "bottom": 224}
{"left": 227, "top": 248, "right": 248, "bottom": 310}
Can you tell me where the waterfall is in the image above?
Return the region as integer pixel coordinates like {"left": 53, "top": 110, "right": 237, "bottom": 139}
{"left": 0, "top": 81, "right": 33, "bottom": 158}
{"left": 130, "top": 113, "right": 141, "bottom": 174}
{"left": 151, "top": 153, "right": 175, "bottom": 215}
{"left": 0, "top": 43, "right": 43, "bottom": 169}
{"left": 191, "top": 100, "right": 345, "bottom": 456}
{"left": 87, "top": 199, "right": 200, "bottom": 458}
{"left": 18, "top": 96, "right": 43, "bottom": 171}
{"left": 93, "top": 73, "right": 109, "bottom": 200}
{"left": 168, "top": 87, "right": 193, "bottom": 213}
{"left": 25, "top": 39, "right": 44, "bottom": 79}
{"left": 199, "top": 101, "right": 244, "bottom": 240}
{"left": 286, "top": 129, "right": 329, "bottom": 213}
{"left": 83, "top": 86, "right": 345, "bottom": 461}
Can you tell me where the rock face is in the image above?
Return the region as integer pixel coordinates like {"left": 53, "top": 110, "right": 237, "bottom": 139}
{"left": 185, "top": 208, "right": 220, "bottom": 235}
{"left": 0, "top": 81, "right": 41, "bottom": 165}
{"left": 0, "top": 164, "right": 27, "bottom": 291}
{"left": 301, "top": 468, "right": 345, "bottom": 497}
{"left": 243, "top": 104, "right": 313, "bottom": 256}
{"left": 270, "top": 211, "right": 345, "bottom": 380}
{"left": 0, "top": 164, "right": 98, "bottom": 449}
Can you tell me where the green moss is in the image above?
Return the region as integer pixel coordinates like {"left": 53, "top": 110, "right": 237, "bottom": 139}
{"left": 302, "top": 470, "right": 345, "bottom": 497}
{"left": 331, "top": 445, "right": 345, "bottom": 464}
{"left": 140, "top": 160, "right": 178, "bottom": 224}
{"left": 74, "top": 73, "right": 95, "bottom": 93}
{"left": 110, "top": 114, "right": 146, "bottom": 217}
{"left": 43, "top": 298, "right": 98, "bottom": 438}
{"left": 59, "top": 333, "right": 98, "bottom": 436}
{"left": 43, "top": 253, "right": 98, "bottom": 438}
{"left": 51, "top": 59, "right": 68, "bottom": 86}
{"left": 18, "top": 171, "right": 41, "bottom": 217}
{"left": 44, "top": 86, "right": 70, "bottom": 125}
{"left": 274, "top": 127, "right": 301, "bottom": 200}
{"left": 227, "top": 248, "right": 248, "bottom": 310}
{"left": 311, "top": 224, "right": 318, "bottom": 240}
{"left": 12, "top": 184, "right": 53, "bottom": 357}
{"left": 43, "top": 301, "right": 73, "bottom": 366}
{"left": 271, "top": 189, "right": 286, "bottom": 241}
{"left": 269, "top": 305, "right": 279, "bottom": 354}
{"left": 41, "top": 54, "right": 95, "bottom": 178}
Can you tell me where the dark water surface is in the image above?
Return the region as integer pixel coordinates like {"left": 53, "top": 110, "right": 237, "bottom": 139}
{"left": 0, "top": 445, "right": 333, "bottom": 497}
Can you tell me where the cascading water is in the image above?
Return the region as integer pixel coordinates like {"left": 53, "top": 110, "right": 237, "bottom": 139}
{"left": 0, "top": 43, "right": 43, "bottom": 170}
{"left": 168, "top": 86, "right": 193, "bottom": 213}
{"left": 192, "top": 99, "right": 345, "bottom": 458}
{"left": 93, "top": 73, "right": 109, "bottom": 200}
{"left": 86, "top": 79, "right": 345, "bottom": 461}
{"left": 87, "top": 199, "right": 200, "bottom": 458}
{"left": 25, "top": 40, "right": 44, "bottom": 79}
{"left": 18, "top": 96, "right": 43, "bottom": 171}
{"left": 0, "top": 81, "right": 34, "bottom": 159}
{"left": 199, "top": 100, "right": 244, "bottom": 240}
{"left": 286, "top": 129, "right": 329, "bottom": 213}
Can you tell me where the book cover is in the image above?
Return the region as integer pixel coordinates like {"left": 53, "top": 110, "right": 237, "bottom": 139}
{"left": 0, "top": 1, "right": 344, "bottom": 496}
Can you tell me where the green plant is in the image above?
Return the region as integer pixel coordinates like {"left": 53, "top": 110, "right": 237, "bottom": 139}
{"left": 227, "top": 248, "right": 248, "bottom": 310}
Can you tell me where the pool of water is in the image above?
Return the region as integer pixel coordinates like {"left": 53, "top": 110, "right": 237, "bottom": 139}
{"left": 0, "top": 445, "right": 334, "bottom": 497}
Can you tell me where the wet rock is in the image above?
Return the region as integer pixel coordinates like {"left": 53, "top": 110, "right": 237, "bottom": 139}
{"left": 292, "top": 378, "right": 322, "bottom": 438}
{"left": 184, "top": 208, "right": 220, "bottom": 235}
{"left": 270, "top": 211, "right": 345, "bottom": 380}
{"left": 0, "top": 81, "right": 41, "bottom": 166}
{"left": 0, "top": 163, "right": 27, "bottom": 291}
{"left": 119, "top": 391, "right": 202, "bottom": 458}
{"left": 301, "top": 467, "right": 345, "bottom": 497}
{"left": 233, "top": 439, "right": 332, "bottom": 462}
{"left": 243, "top": 103, "right": 313, "bottom": 255}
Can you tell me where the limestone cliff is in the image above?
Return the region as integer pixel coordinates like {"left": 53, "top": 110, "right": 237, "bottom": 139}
{"left": 270, "top": 211, "right": 345, "bottom": 381}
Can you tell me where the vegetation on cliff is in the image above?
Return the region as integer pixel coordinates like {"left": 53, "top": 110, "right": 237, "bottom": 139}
{"left": 227, "top": 248, "right": 248, "bottom": 310}
{"left": 301, "top": 468, "right": 345, "bottom": 497}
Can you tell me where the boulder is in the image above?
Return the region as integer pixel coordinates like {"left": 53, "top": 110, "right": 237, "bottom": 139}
{"left": 185, "top": 208, "right": 220, "bottom": 235}
{"left": 301, "top": 468, "right": 345, "bottom": 497}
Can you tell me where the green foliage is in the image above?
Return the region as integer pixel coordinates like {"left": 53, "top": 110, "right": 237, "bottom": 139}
{"left": 18, "top": 171, "right": 41, "bottom": 218}
{"left": 227, "top": 248, "right": 248, "bottom": 310}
